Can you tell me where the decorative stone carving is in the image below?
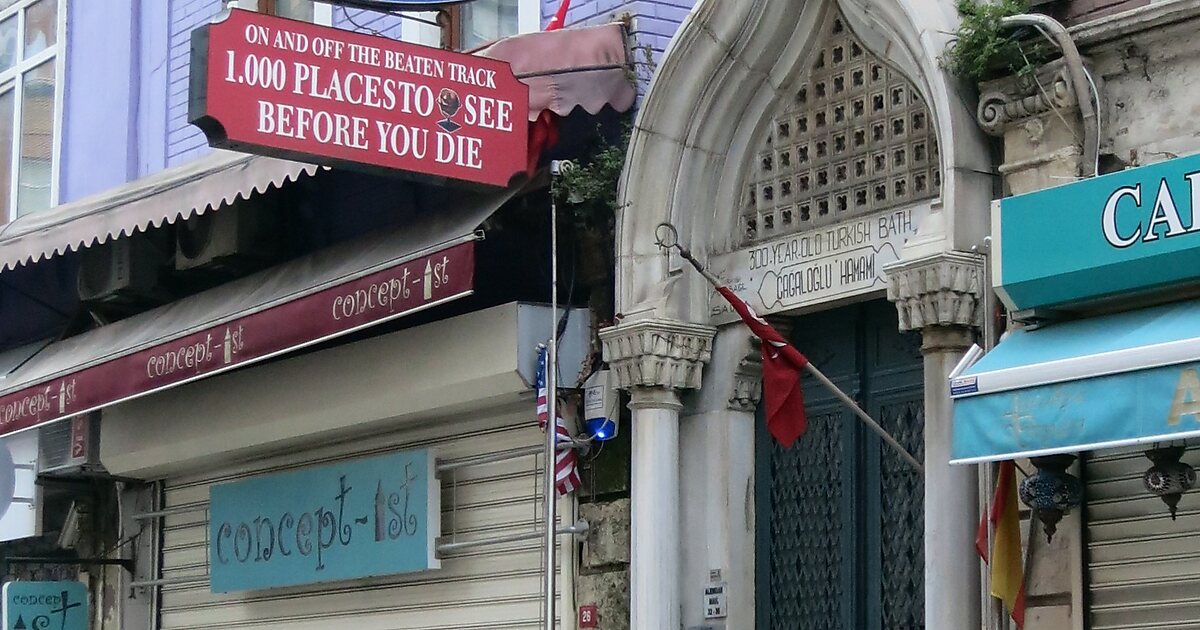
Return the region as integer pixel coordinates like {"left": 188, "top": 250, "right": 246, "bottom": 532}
{"left": 599, "top": 318, "right": 717, "bottom": 390}
{"left": 884, "top": 251, "right": 985, "bottom": 332}
{"left": 976, "top": 60, "right": 1081, "bottom": 137}
{"left": 728, "top": 329, "right": 763, "bottom": 412}
{"left": 740, "top": 10, "right": 942, "bottom": 246}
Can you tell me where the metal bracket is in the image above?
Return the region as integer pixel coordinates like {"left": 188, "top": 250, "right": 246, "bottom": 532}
{"left": 5, "top": 556, "right": 135, "bottom": 574}
{"left": 1011, "top": 307, "right": 1069, "bottom": 329}
{"left": 435, "top": 521, "right": 589, "bottom": 558}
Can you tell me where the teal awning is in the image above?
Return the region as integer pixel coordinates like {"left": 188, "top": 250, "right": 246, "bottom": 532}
{"left": 950, "top": 300, "right": 1200, "bottom": 464}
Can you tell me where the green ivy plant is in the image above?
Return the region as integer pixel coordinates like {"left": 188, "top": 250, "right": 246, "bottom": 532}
{"left": 556, "top": 127, "right": 629, "bottom": 233}
{"left": 942, "top": 0, "right": 1051, "bottom": 83}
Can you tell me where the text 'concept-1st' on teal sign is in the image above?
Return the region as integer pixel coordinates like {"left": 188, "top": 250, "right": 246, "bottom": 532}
{"left": 3, "top": 582, "right": 88, "bottom": 630}
{"left": 995, "top": 151, "right": 1200, "bottom": 311}
{"left": 208, "top": 448, "right": 440, "bottom": 593}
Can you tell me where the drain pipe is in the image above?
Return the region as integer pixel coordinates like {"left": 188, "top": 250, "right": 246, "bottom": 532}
{"left": 1001, "top": 14, "right": 1099, "bottom": 177}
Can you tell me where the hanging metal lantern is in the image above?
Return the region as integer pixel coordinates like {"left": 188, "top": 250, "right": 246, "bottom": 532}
{"left": 1018, "top": 454, "right": 1083, "bottom": 542}
{"left": 1143, "top": 445, "right": 1196, "bottom": 520}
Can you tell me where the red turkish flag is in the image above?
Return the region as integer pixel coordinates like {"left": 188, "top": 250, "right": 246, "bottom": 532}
{"left": 716, "top": 287, "right": 809, "bottom": 447}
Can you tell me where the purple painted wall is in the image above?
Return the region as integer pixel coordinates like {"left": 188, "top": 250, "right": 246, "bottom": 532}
{"left": 60, "top": 0, "right": 171, "bottom": 203}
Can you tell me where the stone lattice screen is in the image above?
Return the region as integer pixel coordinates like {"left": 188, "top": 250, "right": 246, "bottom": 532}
{"left": 741, "top": 12, "right": 941, "bottom": 246}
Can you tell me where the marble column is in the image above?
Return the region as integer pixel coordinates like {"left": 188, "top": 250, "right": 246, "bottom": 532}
{"left": 886, "top": 251, "right": 986, "bottom": 630}
{"left": 600, "top": 318, "right": 717, "bottom": 630}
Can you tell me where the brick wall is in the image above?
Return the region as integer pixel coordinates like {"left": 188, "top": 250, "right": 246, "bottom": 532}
{"left": 166, "top": 0, "right": 223, "bottom": 167}
{"left": 543, "top": 0, "right": 695, "bottom": 88}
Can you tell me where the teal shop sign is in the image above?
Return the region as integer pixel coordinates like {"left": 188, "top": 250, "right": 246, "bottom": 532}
{"left": 3, "top": 582, "right": 87, "bottom": 630}
{"left": 995, "top": 152, "right": 1200, "bottom": 311}
{"left": 209, "top": 448, "right": 440, "bottom": 593}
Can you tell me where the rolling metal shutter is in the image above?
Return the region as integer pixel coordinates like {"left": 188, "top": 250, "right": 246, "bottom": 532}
{"left": 1087, "top": 446, "right": 1200, "bottom": 630}
{"left": 155, "top": 403, "right": 564, "bottom": 629}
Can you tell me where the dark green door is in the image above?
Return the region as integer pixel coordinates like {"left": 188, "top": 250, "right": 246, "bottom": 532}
{"left": 756, "top": 299, "right": 925, "bottom": 630}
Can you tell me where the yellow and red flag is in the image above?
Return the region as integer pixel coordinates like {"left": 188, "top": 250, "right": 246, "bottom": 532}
{"left": 976, "top": 460, "right": 1026, "bottom": 628}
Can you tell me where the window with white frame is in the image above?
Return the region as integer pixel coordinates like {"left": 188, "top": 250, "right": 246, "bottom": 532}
{"left": 0, "top": 0, "right": 61, "bottom": 224}
{"left": 458, "top": 0, "right": 539, "bottom": 50}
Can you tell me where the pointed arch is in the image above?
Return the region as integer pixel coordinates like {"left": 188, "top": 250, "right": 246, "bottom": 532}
{"left": 615, "top": 0, "right": 991, "bottom": 324}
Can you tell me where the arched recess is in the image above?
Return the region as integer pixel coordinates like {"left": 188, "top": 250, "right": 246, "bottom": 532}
{"left": 615, "top": 0, "right": 992, "bottom": 325}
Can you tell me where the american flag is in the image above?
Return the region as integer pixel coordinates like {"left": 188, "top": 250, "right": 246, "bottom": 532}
{"left": 536, "top": 344, "right": 581, "bottom": 495}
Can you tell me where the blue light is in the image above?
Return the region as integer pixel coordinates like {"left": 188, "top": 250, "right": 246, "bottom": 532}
{"left": 584, "top": 417, "right": 618, "bottom": 442}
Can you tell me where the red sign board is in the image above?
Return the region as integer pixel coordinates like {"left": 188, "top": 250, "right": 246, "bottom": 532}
{"left": 190, "top": 10, "right": 529, "bottom": 187}
{"left": 579, "top": 605, "right": 599, "bottom": 628}
{"left": 0, "top": 241, "right": 475, "bottom": 438}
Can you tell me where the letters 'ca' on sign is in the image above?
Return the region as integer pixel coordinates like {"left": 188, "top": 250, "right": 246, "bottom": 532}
{"left": 4, "top": 581, "right": 88, "bottom": 630}
{"left": 208, "top": 448, "right": 439, "bottom": 592}
{"left": 995, "top": 152, "right": 1200, "bottom": 311}
{"left": 189, "top": 9, "right": 529, "bottom": 187}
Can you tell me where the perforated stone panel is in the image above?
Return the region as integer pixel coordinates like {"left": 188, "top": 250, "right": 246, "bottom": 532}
{"left": 741, "top": 11, "right": 941, "bottom": 245}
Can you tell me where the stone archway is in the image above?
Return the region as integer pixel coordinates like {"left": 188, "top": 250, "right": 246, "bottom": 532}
{"left": 600, "top": 1, "right": 993, "bottom": 628}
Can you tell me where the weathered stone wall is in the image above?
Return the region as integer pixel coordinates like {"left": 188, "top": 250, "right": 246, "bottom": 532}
{"left": 977, "top": 3, "right": 1200, "bottom": 629}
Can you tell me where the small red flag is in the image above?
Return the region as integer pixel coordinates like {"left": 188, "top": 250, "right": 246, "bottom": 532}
{"left": 715, "top": 287, "right": 808, "bottom": 447}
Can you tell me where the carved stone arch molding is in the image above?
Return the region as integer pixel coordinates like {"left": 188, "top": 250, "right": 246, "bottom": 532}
{"left": 616, "top": 0, "right": 992, "bottom": 326}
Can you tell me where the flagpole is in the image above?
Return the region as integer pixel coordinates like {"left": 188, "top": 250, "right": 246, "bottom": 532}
{"left": 657, "top": 223, "right": 924, "bottom": 475}
{"left": 541, "top": 161, "right": 566, "bottom": 630}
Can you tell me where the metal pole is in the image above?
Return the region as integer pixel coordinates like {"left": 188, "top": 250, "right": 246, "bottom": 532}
{"left": 543, "top": 160, "right": 565, "bottom": 630}
{"left": 436, "top": 522, "right": 590, "bottom": 556}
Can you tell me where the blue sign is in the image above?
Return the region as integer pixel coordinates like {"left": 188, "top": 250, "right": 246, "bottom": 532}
{"left": 3, "top": 582, "right": 87, "bottom": 630}
{"left": 995, "top": 152, "right": 1200, "bottom": 310}
{"left": 209, "top": 449, "right": 439, "bottom": 593}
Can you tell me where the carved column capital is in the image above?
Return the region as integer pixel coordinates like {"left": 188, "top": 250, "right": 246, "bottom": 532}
{"left": 726, "top": 327, "right": 763, "bottom": 412}
{"left": 600, "top": 318, "right": 718, "bottom": 390}
{"left": 884, "top": 251, "right": 985, "bottom": 333}
{"left": 976, "top": 59, "right": 1081, "bottom": 137}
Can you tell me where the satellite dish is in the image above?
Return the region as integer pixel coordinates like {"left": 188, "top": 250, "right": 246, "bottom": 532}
{"left": 0, "top": 443, "right": 15, "bottom": 519}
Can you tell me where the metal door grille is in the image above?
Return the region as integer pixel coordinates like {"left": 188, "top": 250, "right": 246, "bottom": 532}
{"left": 879, "top": 399, "right": 925, "bottom": 630}
{"left": 758, "top": 301, "right": 924, "bottom": 630}
{"left": 767, "top": 409, "right": 846, "bottom": 629}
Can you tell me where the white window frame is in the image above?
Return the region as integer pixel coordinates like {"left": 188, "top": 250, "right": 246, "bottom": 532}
{"left": 457, "top": 0, "right": 539, "bottom": 50}
{"left": 0, "top": 0, "right": 65, "bottom": 221}
{"left": 228, "top": 1, "right": 332, "bottom": 25}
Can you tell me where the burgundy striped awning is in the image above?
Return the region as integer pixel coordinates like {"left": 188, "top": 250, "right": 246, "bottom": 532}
{"left": 0, "top": 186, "right": 516, "bottom": 438}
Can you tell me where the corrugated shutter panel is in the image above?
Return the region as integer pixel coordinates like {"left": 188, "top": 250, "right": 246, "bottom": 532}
{"left": 157, "top": 404, "right": 561, "bottom": 629}
{"left": 1087, "top": 447, "right": 1200, "bottom": 630}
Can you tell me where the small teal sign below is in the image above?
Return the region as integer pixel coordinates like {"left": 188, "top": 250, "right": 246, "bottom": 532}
{"left": 996, "top": 152, "right": 1200, "bottom": 310}
{"left": 209, "top": 448, "right": 440, "bottom": 593}
{"left": 3, "top": 581, "right": 88, "bottom": 630}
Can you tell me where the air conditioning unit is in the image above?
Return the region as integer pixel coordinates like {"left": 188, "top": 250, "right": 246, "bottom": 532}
{"left": 176, "top": 200, "right": 278, "bottom": 272}
{"left": 37, "top": 413, "right": 102, "bottom": 476}
{"left": 77, "top": 235, "right": 167, "bottom": 304}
